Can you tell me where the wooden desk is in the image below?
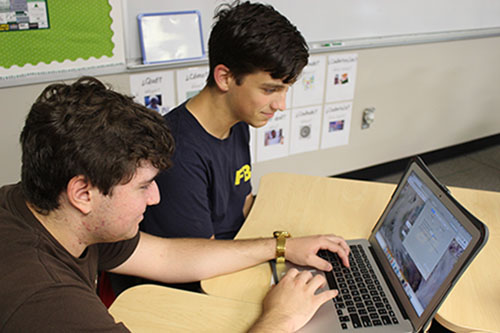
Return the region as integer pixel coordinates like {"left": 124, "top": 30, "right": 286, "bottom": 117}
{"left": 202, "top": 173, "right": 500, "bottom": 332}
{"left": 109, "top": 284, "right": 261, "bottom": 332}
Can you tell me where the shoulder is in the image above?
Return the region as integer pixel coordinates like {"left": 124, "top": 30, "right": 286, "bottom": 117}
{"left": 98, "top": 232, "right": 140, "bottom": 271}
{"left": 164, "top": 102, "right": 191, "bottom": 133}
{"left": 232, "top": 122, "right": 250, "bottom": 140}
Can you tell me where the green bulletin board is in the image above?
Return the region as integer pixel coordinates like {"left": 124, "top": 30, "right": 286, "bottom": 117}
{"left": 0, "top": 0, "right": 114, "bottom": 69}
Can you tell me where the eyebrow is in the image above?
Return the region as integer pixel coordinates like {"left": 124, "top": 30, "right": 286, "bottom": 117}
{"left": 139, "top": 173, "right": 159, "bottom": 186}
{"left": 261, "top": 83, "right": 288, "bottom": 90}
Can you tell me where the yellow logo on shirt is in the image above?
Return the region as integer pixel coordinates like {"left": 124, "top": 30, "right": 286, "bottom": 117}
{"left": 235, "top": 164, "right": 251, "bottom": 186}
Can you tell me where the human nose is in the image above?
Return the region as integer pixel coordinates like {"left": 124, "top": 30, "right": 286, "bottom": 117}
{"left": 147, "top": 181, "right": 160, "bottom": 205}
{"left": 271, "top": 91, "right": 287, "bottom": 111}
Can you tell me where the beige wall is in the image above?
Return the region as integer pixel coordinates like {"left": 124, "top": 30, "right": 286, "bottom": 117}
{"left": 251, "top": 36, "right": 500, "bottom": 189}
{"left": 1, "top": 36, "right": 499, "bottom": 189}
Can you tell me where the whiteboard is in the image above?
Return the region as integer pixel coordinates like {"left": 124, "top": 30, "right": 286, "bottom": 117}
{"left": 138, "top": 11, "right": 205, "bottom": 64}
{"left": 123, "top": 0, "right": 500, "bottom": 64}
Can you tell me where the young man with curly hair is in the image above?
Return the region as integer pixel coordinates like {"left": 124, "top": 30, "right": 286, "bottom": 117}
{"left": 0, "top": 77, "right": 349, "bottom": 332}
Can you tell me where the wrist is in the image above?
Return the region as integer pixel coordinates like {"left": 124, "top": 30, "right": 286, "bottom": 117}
{"left": 249, "top": 310, "right": 295, "bottom": 333}
{"left": 273, "top": 231, "right": 291, "bottom": 263}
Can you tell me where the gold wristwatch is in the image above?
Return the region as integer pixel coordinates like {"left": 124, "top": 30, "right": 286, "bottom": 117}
{"left": 273, "top": 231, "right": 291, "bottom": 264}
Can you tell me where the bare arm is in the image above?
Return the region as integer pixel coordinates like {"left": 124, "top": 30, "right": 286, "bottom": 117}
{"left": 110, "top": 232, "right": 349, "bottom": 284}
{"left": 110, "top": 232, "right": 275, "bottom": 283}
{"left": 243, "top": 193, "right": 254, "bottom": 218}
{"left": 110, "top": 232, "right": 349, "bottom": 332}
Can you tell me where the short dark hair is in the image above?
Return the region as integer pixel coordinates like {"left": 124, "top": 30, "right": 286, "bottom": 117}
{"left": 20, "top": 76, "right": 174, "bottom": 214}
{"left": 206, "top": 1, "right": 309, "bottom": 86}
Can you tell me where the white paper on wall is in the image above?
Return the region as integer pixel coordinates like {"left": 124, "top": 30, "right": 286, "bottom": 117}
{"left": 129, "top": 70, "right": 176, "bottom": 115}
{"left": 320, "top": 102, "right": 353, "bottom": 149}
{"left": 286, "top": 88, "right": 292, "bottom": 110}
{"left": 176, "top": 66, "right": 209, "bottom": 103}
{"left": 249, "top": 125, "right": 256, "bottom": 165}
{"left": 289, "top": 106, "right": 322, "bottom": 155}
{"left": 292, "top": 55, "right": 326, "bottom": 108}
{"left": 325, "top": 53, "right": 358, "bottom": 103}
{"left": 256, "top": 111, "right": 291, "bottom": 162}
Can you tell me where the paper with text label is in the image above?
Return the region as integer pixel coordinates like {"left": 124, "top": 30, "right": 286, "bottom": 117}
{"left": 130, "top": 70, "right": 175, "bottom": 116}
{"left": 325, "top": 54, "right": 358, "bottom": 103}
{"left": 292, "top": 55, "right": 326, "bottom": 108}
{"left": 176, "top": 66, "right": 209, "bottom": 103}
{"left": 320, "top": 102, "right": 352, "bottom": 149}
{"left": 290, "top": 106, "right": 322, "bottom": 155}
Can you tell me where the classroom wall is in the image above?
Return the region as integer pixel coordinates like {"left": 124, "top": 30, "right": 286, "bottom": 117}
{"left": 123, "top": 0, "right": 500, "bottom": 64}
{"left": 252, "top": 36, "right": 500, "bottom": 189}
{"left": 1, "top": 36, "right": 499, "bottom": 188}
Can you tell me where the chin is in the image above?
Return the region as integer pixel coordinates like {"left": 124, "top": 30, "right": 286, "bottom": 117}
{"left": 251, "top": 119, "right": 269, "bottom": 128}
{"left": 120, "top": 226, "right": 140, "bottom": 242}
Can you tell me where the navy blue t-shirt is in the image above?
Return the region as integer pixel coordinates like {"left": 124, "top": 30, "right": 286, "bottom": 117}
{"left": 141, "top": 102, "right": 252, "bottom": 240}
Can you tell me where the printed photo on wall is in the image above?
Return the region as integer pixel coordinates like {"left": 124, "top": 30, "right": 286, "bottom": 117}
{"left": 320, "top": 102, "right": 352, "bottom": 149}
{"left": 129, "top": 70, "right": 176, "bottom": 115}
{"left": 256, "top": 111, "right": 290, "bottom": 162}
{"left": 145, "top": 94, "right": 162, "bottom": 112}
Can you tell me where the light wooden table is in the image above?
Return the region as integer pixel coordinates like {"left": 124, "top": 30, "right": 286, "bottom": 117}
{"left": 109, "top": 284, "right": 261, "bottom": 332}
{"left": 202, "top": 173, "right": 500, "bottom": 333}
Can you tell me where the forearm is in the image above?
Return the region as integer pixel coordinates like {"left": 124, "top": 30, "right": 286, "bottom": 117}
{"left": 112, "top": 232, "right": 350, "bottom": 287}
{"left": 164, "top": 236, "right": 276, "bottom": 282}
{"left": 248, "top": 313, "right": 293, "bottom": 333}
{"left": 112, "top": 232, "right": 276, "bottom": 283}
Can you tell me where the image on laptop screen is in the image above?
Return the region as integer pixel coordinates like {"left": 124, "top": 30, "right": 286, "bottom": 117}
{"left": 374, "top": 171, "right": 472, "bottom": 316}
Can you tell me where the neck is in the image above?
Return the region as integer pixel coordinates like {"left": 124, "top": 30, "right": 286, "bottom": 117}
{"left": 27, "top": 202, "right": 89, "bottom": 257}
{"left": 186, "top": 87, "right": 238, "bottom": 139}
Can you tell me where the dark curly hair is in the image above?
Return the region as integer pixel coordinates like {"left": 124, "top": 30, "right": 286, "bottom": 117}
{"left": 206, "top": 1, "right": 309, "bottom": 86}
{"left": 20, "top": 76, "right": 175, "bottom": 214}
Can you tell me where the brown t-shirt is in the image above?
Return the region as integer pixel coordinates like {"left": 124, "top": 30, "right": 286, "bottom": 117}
{"left": 0, "top": 183, "right": 139, "bottom": 332}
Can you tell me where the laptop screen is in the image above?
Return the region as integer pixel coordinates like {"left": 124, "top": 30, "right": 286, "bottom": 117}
{"left": 374, "top": 171, "right": 472, "bottom": 316}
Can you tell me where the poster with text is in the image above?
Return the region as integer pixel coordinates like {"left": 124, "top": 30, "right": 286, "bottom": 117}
{"left": 176, "top": 66, "right": 209, "bottom": 103}
{"left": 130, "top": 70, "right": 175, "bottom": 116}
{"left": 256, "top": 111, "right": 290, "bottom": 162}
{"left": 320, "top": 102, "right": 352, "bottom": 149}
{"left": 325, "top": 53, "right": 358, "bottom": 103}
{"left": 290, "top": 106, "right": 322, "bottom": 155}
{"left": 292, "top": 55, "right": 326, "bottom": 108}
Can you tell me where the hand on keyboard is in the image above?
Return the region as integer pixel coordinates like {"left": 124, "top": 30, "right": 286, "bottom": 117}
{"left": 249, "top": 268, "right": 339, "bottom": 332}
{"left": 286, "top": 234, "right": 350, "bottom": 271}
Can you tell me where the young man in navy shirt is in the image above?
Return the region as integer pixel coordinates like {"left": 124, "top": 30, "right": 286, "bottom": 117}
{"left": 141, "top": 1, "right": 309, "bottom": 240}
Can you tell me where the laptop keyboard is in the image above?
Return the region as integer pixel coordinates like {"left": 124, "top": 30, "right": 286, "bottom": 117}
{"left": 318, "top": 245, "right": 399, "bottom": 330}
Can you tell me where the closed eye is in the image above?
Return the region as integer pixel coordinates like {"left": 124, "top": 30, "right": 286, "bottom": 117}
{"left": 263, "top": 88, "right": 277, "bottom": 94}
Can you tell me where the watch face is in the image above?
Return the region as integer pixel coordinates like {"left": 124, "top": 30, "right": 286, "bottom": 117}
{"left": 274, "top": 231, "right": 290, "bottom": 238}
{"left": 300, "top": 125, "right": 311, "bottom": 138}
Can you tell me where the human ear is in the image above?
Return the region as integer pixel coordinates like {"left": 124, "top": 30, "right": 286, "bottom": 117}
{"left": 213, "top": 64, "right": 233, "bottom": 92}
{"left": 66, "top": 175, "right": 94, "bottom": 215}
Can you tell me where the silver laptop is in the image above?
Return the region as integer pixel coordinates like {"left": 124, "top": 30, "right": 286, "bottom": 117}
{"left": 273, "top": 157, "right": 488, "bottom": 332}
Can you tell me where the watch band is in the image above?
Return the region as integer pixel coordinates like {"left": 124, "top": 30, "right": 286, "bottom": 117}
{"left": 273, "top": 230, "right": 291, "bottom": 264}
